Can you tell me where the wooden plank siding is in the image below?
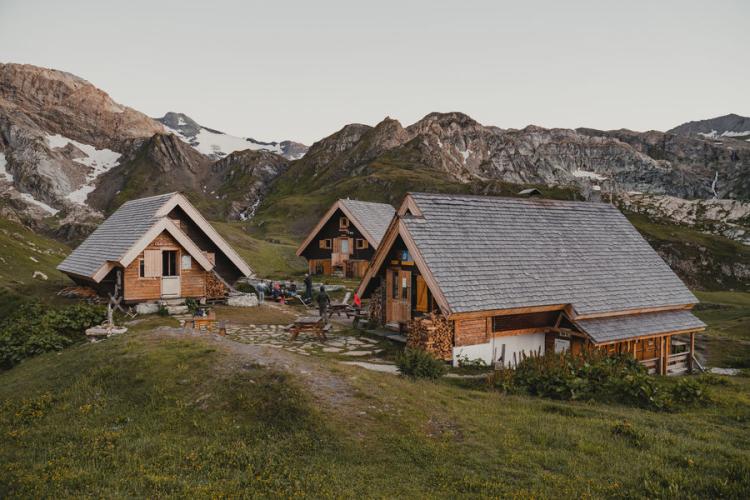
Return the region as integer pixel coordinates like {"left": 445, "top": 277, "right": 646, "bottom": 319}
{"left": 454, "top": 318, "right": 488, "bottom": 346}
{"left": 123, "top": 230, "right": 207, "bottom": 302}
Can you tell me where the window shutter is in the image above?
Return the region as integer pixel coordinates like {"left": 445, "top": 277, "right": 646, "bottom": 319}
{"left": 143, "top": 250, "right": 161, "bottom": 277}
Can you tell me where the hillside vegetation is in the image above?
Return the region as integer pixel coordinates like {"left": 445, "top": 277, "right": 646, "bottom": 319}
{"left": 1, "top": 325, "right": 749, "bottom": 497}
{"left": 0, "top": 217, "right": 71, "bottom": 315}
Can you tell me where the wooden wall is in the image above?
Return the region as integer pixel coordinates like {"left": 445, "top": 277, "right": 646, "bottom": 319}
{"left": 454, "top": 318, "right": 488, "bottom": 346}
{"left": 123, "top": 230, "right": 207, "bottom": 302}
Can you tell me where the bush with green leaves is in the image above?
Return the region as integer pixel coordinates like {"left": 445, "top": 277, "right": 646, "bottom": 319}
{"left": 0, "top": 302, "right": 105, "bottom": 369}
{"left": 396, "top": 348, "right": 448, "bottom": 379}
{"left": 491, "top": 350, "right": 711, "bottom": 411}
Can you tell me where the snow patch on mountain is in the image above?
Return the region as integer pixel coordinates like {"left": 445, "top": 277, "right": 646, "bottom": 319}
{"left": 571, "top": 169, "right": 607, "bottom": 181}
{"left": 164, "top": 124, "right": 285, "bottom": 159}
{"left": 46, "top": 134, "right": 121, "bottom": 204}
{"left": 19, "top": 192, "right": 59, "bottom": 215}
{"left": 0, "top": 153, "right": 13, "bottom": 183}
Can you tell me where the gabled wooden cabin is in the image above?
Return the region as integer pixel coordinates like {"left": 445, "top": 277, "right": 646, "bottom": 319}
{"left": 58, "top": 192, "right": 253, "bottom": 303}
{"left": 357, "top": 193, "right": 706, "bottom": 375}
{"left": 296, "top": 199, "right": 395, "bottom": 278}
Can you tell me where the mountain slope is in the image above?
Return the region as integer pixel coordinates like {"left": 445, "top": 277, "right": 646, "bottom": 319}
{"left": 0, "top": 63, "right": 165, "bottom": 224}
{"left": 157, "top": 112, "right": 307, "bottom": 160}
{"left": 669, "top": 113, "right": 750, "bottom": 141}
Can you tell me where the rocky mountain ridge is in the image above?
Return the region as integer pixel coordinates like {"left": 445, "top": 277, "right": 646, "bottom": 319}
{"left": 668, "top": 113, "right": 750, "bottom": 141}
{"left": 157, "top": 112, "right": 307, "bottom": 161}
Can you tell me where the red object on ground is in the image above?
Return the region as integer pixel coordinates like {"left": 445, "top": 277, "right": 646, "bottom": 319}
{"left": 353, "top": 293, "right": 361, "bottom": 308}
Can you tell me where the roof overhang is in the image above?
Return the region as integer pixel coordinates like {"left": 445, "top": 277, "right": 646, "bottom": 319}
{"left": 356, "top": 197, "right": 452, "bottom": 316}
{"left": 296, "top": 200, "right": 382, "bottom": 256}
{"left": 155, "top": 193, "right": 254, "bottom": 278}
{"left": 573, "top": 309, "right": 706, "bottom": 346}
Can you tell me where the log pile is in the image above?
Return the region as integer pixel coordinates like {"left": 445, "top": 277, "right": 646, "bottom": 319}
{"left": 368, "top": 284, "right": 385, "bottom": 326}
{"left": 206, "top": 272, "right": 228, "bottom": 299}
{"left": 407, "top": 312, "right": 454, "bottom": 360}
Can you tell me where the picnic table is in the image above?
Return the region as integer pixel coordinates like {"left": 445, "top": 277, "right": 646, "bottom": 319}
{"left": 288, "top": 316, "right": 331, "bottom": 341}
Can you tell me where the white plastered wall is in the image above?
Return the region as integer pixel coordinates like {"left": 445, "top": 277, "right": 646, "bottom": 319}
{"left": 452, "top": 333, "right": 546, "bottom": 367}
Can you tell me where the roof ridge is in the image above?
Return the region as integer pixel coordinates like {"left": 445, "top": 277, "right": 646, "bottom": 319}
{"left": 408, "top": 191, "right": 610, "bottom": 208}
{"left": 120, "top": 191, "right": 178, "bottom": 206}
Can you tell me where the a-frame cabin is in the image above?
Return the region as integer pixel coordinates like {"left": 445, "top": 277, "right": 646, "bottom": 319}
{"left": 58, "top": 192, "right": 253, "bottom": 303}
{"left": 357, "top": 193, "right": 705, "bottom": 374}
{"left": 296, "top": 199, "right": 395, "bottom": 278}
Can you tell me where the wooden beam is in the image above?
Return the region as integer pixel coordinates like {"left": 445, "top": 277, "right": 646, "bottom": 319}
{"left": 689, "top": 332, "right": 695, "bottom": 373}
{"left": 491, "top": 327, "right": 550, "bottom": 338}
{"left": 448, "top": 304, "right": 567, "bottom": 321}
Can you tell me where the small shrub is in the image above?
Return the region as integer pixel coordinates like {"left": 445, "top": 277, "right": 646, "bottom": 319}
{"left": 185, "top": 298, "right": 199, "bottom": 314}
{"left": 235, "top": 282, "right": 256, "bottom": 295}
{"left": 456, "top": 354, "right": 489, "bottom": 371}
{"left": 611, "top": 420, "right": 646, "bottom": 448}
{"left": 396, "top": 348, "right": 447, "bottom": 379}
{"left": 157, "top": 304, "right": 169, "bottom": 317}
{"left": 487, "top": 367, "right": 516, "bottom": 393}
{"left": 0, "top": 302, "right": 105, "bottom": 369}
{"left": 670, "top": 377, "right": 711, "bottom": 406}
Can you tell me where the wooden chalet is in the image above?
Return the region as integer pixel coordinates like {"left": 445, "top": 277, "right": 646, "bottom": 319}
{"left": 357, "top": 193, "right": 706, "bottom": 375}
{"left": 57, "top": 192, "right": 253, "bottom": 303}
{"left": 296, "top": 199, "right": 395, "bottom": 278}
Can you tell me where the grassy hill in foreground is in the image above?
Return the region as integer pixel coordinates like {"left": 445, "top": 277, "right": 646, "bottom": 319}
{"left": 1, "top": 323, "right": 749, "bottom": 497}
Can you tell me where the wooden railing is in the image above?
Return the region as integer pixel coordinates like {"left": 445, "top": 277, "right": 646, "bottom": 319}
{"left": 641, "top": 357, "right": 660, "bottom": 375}
{"left": 666, "top": 352, "right": 689, "bottom": 375}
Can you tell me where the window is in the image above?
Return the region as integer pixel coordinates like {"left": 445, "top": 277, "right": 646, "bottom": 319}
{"left": 339, "top": 217, "right": 349, "bottom": 229}
{"left": 162, "top": 250, "right": 178, "bottom": 276}
{"left": 355, "top": 238, "right": 368, "bottom": 250}
{"left": 319, "top": 239, "right": 332, "bottom": 249}
{"left": 340, "top": 238, "right": 350, "bottom": 254}
{"left": 391, "top": 271, "right": 399, "bottom": 299}
{"left": 181, "top": 254, "right": 192, "bottom": 270}
{"left": 139, "top": 259, "right": 145, "bottom": 278}
{"left": 401, "top": 276, "right": 408, "bottom": 300}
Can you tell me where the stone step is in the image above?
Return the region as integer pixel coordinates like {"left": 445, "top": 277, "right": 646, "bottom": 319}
{"left": 160, "top": 298, "right": 186, "bottom": 306}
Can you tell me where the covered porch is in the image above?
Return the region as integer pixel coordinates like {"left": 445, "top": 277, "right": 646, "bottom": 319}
{"left": 574, "top": 310, "right": 706, "bottom": 376}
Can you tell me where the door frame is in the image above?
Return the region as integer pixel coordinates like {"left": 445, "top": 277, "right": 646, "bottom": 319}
{"left": 160, "top": 249, "right": 181, "bottom": 298}
{"left": 386, "top": 267, "right": 412, "bottom": 324}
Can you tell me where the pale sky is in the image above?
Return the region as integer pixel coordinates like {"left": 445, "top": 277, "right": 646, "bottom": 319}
{"left": 1, "top": 0, "right": 748, "bottom": 145}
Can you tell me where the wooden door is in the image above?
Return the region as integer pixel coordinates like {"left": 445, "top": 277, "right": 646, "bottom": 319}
{"left": 161, "top": 250, "right": 180, "bottom": 298}
{"left": 386, "top": 268, "right": 411, "bottom": 324}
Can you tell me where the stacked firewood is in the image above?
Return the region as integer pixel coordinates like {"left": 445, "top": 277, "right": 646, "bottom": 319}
{"left": 206, "top": 272, "right": 228, "bottom": 299}
{"left": 368, "top": 285, "right": 385, "bottom": 326}
{"left": 407, "top": 312, "right": 453, "bottom": 360}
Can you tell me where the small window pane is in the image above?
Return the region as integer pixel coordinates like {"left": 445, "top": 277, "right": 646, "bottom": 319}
{"left": 139, "top": 259, "right": 145, "bottom": 278}
{"left": 181, "top": 255, "right": 192, "bottom": 270}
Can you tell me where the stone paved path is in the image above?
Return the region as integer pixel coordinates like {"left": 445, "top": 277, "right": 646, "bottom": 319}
{"left": 223, "top": 322, "right": 387, "bottom": 360}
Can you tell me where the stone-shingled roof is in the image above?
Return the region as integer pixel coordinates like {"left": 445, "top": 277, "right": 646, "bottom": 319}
{"left": 574, "top": 310, "right": 706, "bottom": 343}
{"left": 58, "top": 193, "right": 176, "bottom": 278}
{"left": 340, "top": 199, "right": 395, "bottom": 246}
{"left": 403, "top": 193, "right": 698, "bottom": 316}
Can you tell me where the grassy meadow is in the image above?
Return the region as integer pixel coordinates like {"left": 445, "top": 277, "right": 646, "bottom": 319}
{"left": 1, "top": 319, "right": 749, "bottom": 497}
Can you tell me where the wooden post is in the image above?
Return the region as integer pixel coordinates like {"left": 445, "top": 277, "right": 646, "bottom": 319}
{"left": 689, "top": 332, "right": 695, "bottom": 373}
{"left": 660, "top": 336, "right": 667, "bottom": 375}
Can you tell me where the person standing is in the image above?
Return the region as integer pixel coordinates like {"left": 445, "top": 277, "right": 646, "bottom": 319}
{"left": 304, "top": 273, "right": 313, "bottom": 302}
{"left": 256, "top": 280, "right": 265, "bottom": 304}
{"left": 316, "top": 285, "right": 330, "bottom": 321}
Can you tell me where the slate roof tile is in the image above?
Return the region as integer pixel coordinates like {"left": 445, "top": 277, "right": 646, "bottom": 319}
{"left": 403, "top": 193, "right": 698, "bottom": 316}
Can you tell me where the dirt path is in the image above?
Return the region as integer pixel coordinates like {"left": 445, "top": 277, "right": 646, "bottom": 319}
{"left": 150, "top": 326, "right": 359, "bottom": 409}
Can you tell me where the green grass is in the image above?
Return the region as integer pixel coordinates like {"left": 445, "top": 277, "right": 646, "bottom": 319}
{"left": 2, "top": 328, "right": 749, "bottom": 497}
{"left": 0, "top": 217, "right": 73, "bottom": 315}
{"left": 693, "top": 291, "right": 750, "bottom": 369}
{"left": 628, "top": 214, "right": 750, "bottom": 292}
{"left": 212, "top": 221, "right": 307, "bottom": 278}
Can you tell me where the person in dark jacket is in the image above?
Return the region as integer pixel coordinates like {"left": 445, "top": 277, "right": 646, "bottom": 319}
{"left": 304, "top": 274, "right": 313, "bottom": 301}
{"left": 316, "top": 285, "right": 330, "bottom": 320}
